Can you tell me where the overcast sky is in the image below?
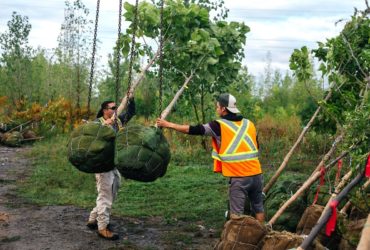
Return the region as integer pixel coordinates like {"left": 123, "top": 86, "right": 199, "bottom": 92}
{"left": 0, "top": 0, "right": 367, "bottom": 77}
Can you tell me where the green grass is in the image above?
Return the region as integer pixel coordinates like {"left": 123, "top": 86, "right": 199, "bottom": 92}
{"left": 18, "top": 135, "right": 228, "bottom": 228}
{"left": 17, "top": 132, "right": 327, "bottom": 232}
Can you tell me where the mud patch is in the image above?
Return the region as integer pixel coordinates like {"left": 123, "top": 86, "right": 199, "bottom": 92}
{"left": 0, "top": 146, "right": 218, "bottom": 250}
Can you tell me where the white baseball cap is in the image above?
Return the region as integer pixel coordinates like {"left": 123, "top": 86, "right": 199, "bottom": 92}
{"left": 217, "top": 93, "right": 240, "bottom": 114}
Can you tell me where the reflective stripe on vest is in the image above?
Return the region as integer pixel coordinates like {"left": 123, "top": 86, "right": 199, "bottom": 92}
{"left": 212, "top": 150, "right": 259, "bottom": 162}
{"left": 211, "top": 119, "right": 258, "bottom": 163}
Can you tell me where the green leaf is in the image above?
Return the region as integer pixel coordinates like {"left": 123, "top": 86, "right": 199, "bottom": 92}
{"left": 206, "top": 57, "right": 218, "bottom": 65}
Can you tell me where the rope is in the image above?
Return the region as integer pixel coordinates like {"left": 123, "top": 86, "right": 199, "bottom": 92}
{"left": 87, "top": 0, "right": 100, "bottom": 118}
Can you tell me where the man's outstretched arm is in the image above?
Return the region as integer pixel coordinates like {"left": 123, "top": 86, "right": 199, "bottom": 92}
{"left": 156, "top": 118, "right": 190, "bottom": 134}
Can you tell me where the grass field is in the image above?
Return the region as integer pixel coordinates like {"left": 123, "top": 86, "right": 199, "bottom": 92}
{"left": 19, "top": 135, "right": 229, "bottom": 229}
{"left": 17, "top": 129, "right": 329, "bottom": 232}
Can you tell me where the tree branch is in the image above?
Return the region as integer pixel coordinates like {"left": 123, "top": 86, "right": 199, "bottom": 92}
{"left": 341, "top": 34, "right": 367, "bottom": 78}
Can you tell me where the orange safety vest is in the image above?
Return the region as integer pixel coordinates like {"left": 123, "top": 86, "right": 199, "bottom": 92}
{"left": 211, "top": 118, "right": 262, "bottom": 177}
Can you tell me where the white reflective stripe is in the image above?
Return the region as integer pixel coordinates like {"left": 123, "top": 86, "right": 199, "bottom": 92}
{"left": 212, "top": 150, "right": 259, "bottom": 162}
{"left": 218, "top": 151, "right": 259, "bottom": 162}
{"left": 224, "top": 119, "right": 247, "bottom": 154}
{"left": 212, "top": 150, "right": 221, "bottom": 160}
{"left": 244, "top": 132, "right": 257, "bottom": 151}
{"left": 218, "top": 119, "right": 257, "bottom": 151}
{"left": 225, "top": 119, "right": 248, "bottom": 154}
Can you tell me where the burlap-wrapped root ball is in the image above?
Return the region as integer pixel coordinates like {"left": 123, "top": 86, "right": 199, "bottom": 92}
{"left": 115, "top": 125, "right": 170, "bottom": 182}
{"left": 22, "top": 130, "right": 37, "bottom": 140}
{"left": 68, "top": 122, "right": 116, "bottom": 173}
{"left": 2, "top": 131, "right": 23, "bottom": 147}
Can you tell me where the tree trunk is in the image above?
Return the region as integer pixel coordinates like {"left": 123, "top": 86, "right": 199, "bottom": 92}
{"left": 298, "top": 171, "right": 364, "bottom": 250}
{"left": 317, "top": 169, "right": 353, "bottom": 222}
{"left": 263, "top": 89, "right": 333, "bottom": 194}
{"left": 200, "top": 83, "right": 208, "bottom": 150}
{"left": 69, "top": 59, "right": 74, "bottom": 131}
{"left": 116, "top": 47, "right": 161, "bottom": 116}
{"left": 191, "top": 97, "right": 201, "bottom": 124}
{"left": 76, "top": 64, "right": 81, "bottom": 118}
{"left": 340, "top": 178, "right": 370, "bottom": 214}
{"left": 160, "top": 73, "right": 194, "bottom": 120}
{"left": 76, "top": 50, "right": 81, "bottom": 111}
{"left": 311, "top": 133, "right": 344, "bottom": 174}
{"left": 357, "top": 214, "right": 370, "bottom": 250}
{"left": 268, "top": 132, "right": 344, "bottom": 226}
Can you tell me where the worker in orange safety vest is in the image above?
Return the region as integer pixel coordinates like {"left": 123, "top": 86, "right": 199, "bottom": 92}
{"left": 156, "top": 93, "right": 264, "bottom": 223}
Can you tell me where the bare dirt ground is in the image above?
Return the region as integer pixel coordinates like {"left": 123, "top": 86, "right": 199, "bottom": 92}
{"left": 0, "top": 146, "right": 219, "bottom": 250}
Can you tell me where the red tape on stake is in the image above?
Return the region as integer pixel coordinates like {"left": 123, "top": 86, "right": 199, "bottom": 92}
{"left": 365, "top": 154, "right": 370, "bottom": 178}
{"left": 313, "top": 166, "right": 326, "bottom": 205}
{"left": 335, "top": 159, "right": 343, "bottom": 182}
{"left": 326, "top": 200, "right": 339, "bottom": 236}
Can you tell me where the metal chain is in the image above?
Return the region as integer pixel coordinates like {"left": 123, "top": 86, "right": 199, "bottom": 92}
{"left": 158, "top": 0, "right": 164, "bottom": 117}
{"left": 87, "top": 0, "right": 100, "bottom": 118}
{"left": 113, "top": 0, "right": 123, "bottom": 130}
{"left": 126, "top": 0, "right": 139, "bottom": 97}
{"left": 115, "top": 0, "right": 123, "bottom": 104}
{"left": 122, "top": 0, "right": 139, "bottom": 126}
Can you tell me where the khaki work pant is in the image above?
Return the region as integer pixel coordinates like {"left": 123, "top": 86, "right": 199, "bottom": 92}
{"left": 89, "top": 168, "right": 121, "bottom": 230}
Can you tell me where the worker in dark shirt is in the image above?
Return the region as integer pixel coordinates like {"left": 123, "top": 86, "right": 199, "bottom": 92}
{"left": 156, "top": 93, "right": 264, "bottom": 222}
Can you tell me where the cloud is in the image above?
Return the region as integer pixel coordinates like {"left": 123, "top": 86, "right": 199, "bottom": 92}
{"left": 224, "top": 0, "right": 365, "bottom": 76}
{"left": 225, "top": 0, "right": 366, "bottom": 12}
{"left": 0, "top": 0, "right": 367, "bottom": 77}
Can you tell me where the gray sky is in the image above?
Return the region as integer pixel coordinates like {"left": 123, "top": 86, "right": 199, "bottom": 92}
{"left": 0, "top": 0, "right": 367, "bottom": 76}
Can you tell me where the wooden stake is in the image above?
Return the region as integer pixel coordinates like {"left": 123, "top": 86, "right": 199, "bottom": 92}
{"left": 263, "top": 90, "right": 333, "bottom": 194}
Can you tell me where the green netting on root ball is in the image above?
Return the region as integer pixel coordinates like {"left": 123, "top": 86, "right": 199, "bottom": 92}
{"left": 115, "top": 125, "right": 170, "bottom": 182}
{"left": 68, "top": 122, "right": 116, "bottom": 173}
{"left": 263, "top": 175, "right": 309, "bottom": 232}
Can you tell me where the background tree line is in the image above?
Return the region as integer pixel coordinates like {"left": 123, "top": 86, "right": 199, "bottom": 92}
{"left": 0, "top": 0, "right": 368, "bottom": 168}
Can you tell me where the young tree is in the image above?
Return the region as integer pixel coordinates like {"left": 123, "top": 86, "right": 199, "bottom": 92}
{"left": 57, "top": 0, "right": 93, "bottom": 112}
{"left": 29, "top": 49, "right": 49, "bottom": 103}
{"left": 123, "top": 0, "right": 248, "bottom": 121}
{"left": 312, "top": 6, "right": 369, "bottom": 165}
{"left": 0, "top": 12, "right": 32, "bottom": 107}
